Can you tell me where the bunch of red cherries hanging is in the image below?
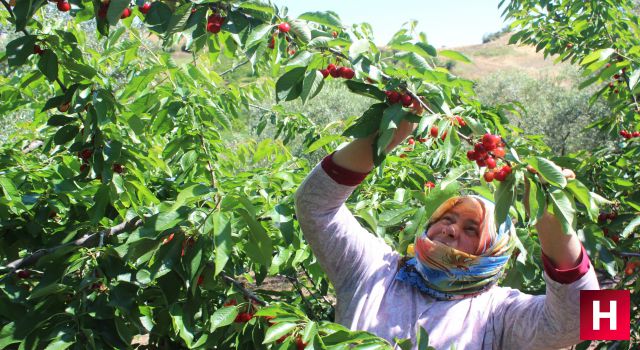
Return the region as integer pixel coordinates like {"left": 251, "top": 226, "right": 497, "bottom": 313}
{"left": 466, "top": 133, "right": 512, "bottom": 182}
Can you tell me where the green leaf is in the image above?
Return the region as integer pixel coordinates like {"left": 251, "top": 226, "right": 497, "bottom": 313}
{"left": 164, "top": 3, "right": 194, "bottom": 39}
{"left": 298, "top": 11, "right": 342, "bottom": 29}
{"left": 275, "top": 67, "right": 306, "bottom": 102}
{"left": 494, "top": 172, "right": 516, "bottom": 225}
{"left": 527, "top": 157, "right": 567, "bottom": 188}
{"left": 300, "top": 70, "right": 324, "bottom": 104}
{"left": 245, "top": 23, "right": 274, "bottom": 49}
{"left": 301, "top": 321, "right": 317, "bottom": 343}
{"left": 106, "top": 0, "right": 130, "bottom": 26}
{"left": 438, "top": 50, "right": 471, "bottom": 63}
{"left": 349, "top": 39, "right": 371, "bottom": 58}
{"left": 145, "top": 2, "right": 172, "bottom": 33}
{"left": 443, "top": 128, "right": 460, "bottom": 165}
{"left": 7, "top": 35, "right": 36, "bottom": 67}
{"left": 173, "top": 184, "right": 212, "bottom": 209}
{"left": 416, "top": 326, "right": 430, "bottom": 350}
{"left": 263, "top": 322, "right": 298, "bottom": 344}
{"left": 344, "top": 80, "right": 386, "bottom": 101}
{"left": 389, "top": 42, "right": 434, "bottom": 59}
{"left": 238, "top": 1, "right": 275, "bottom": 15}
{"left": 629, "top": 70, "right": 640, "bottom": 91}
{"left": 170, "top": 304, "right": 194, "bottom": 347}
{"left": 209, "top": 306, "right": 238, "bottom": 332}
{"left": 579, "top": 48, "right": 615, "bottom": 66}
{"left": 305, "top": 134, "right": 342, "bottom": 154}
{"left": 621, "top": 215, "right": 640, "bottom": 239}
{"left": 549, "top": 189, "right": 576, "bottom": 236}
{"left": 565, "top": 180, "right": 598, "bottom": 222}
{"left": 37, "top": 50, "right": 59, "bottom": 82}
{"left": 47, "top": 115, "right": 76, "bottom": 127}
{"left": 342, "top": 103, "right": 387, "bottom": 138}
{"left": 290, "top": 20, "right": 312, "bottom": 43}
{"left": 53, "top": 125, "right": 79, "bottom": 145}
{"left": 376, "top": 104, "right": 407, "bottom": 159}
{"left": 212, "top": 212, "right": 232, "bottom": 276}
{"left": 238, "top": 208, "right": 272, "bottom": 267}
{"left": 527, "top": 177, "right": 546, "bottom": 225}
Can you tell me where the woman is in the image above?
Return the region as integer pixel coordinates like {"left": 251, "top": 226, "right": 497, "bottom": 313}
{"left": 293, "top": 117, "right": 600, "bottom": 349}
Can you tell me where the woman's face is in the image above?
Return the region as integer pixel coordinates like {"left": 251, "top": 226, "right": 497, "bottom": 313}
{"left": 426, "top": 198, "right": 485, "bottom": 255}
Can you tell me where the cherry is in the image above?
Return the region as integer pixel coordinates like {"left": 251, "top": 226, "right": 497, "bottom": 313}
{"left": 485, "top": 157, "right": 497, "bottom": 169}
{"left": 633, "top": 131, "right": 640, "bottom": 138}
{"left": 340, "top": 67, "right": 355, "bottom": 79}
{"left": 162, "top": 233, "right": 175, "bottom": 244}
{"left": 17, "top": 270, "right": 31, "bottom": 279}
{"left": 385, "top": 90, "right": 400, "bottom": 104}
{"left": 112, "top": 163, "right": 124, "bottom": 174}
{"left": 234, "top": 312, "right": 253, "bottom": 323}
{"left": 501, "top": 165, "right": 512, "bottom": 174}
{"left": 276, "top": 335, "right": 289, "bottom": 344}
{"left": 484, "top": 171, "right": 495, "bottom": 182}
{"left": 332, "top": 31, "right": 338, "bottom": 38}
{"left": 295, "top": 336, "right": 307, "bottom": 350}
{"left": 492, "top": 147, "right": 506, "bottom": 158}
{"left": 139, "top": 2, "right": 151, "bottom": 14}
{"left": 482, "top": 133, "right": 500, "bottom": 150}
{"left": 566, "top": 43, "right": 573, "bottom": 48}
{"left": 197, "top": 275, "right": 204, "bottom": 286}
{"left": 494, "top": 169, "right": 507, "bottom": 182}
{"left": 207, "top": 22, "right": 221, "bottom": 33}
{"left": 400, "top": 94, "right": 412, "bottom": 107}
{"left": 320, "top": 69, "right": 329, "bottom": 78}
{"left": 476, "top": 158, "right": 486, "bottom": 167}
{"left": 329, "top": 66, "right": 341, "bottom": 78}
{"left": 80, "top": 163, "right": 89, "bottom": 172}
{"left": 399, "top": 153, "right": 407, "bottom": 158}
{"left": 440, "top": 131, "right": 447, "bottom": 141}
{"left": 57, "top": 0, "right": 71, "bottom": 12}
{"left": 288, "top": 49, "right": 296, "bottom": 55}
{"left": 474, "top": 143, "right": 486, "bottom": 154}
{"left": 33, "top": 45, "right": 44, "bottom": 55}
{"left": 467, "top": 150, "right": 477, "bottom": 161}
{"left": 268, "top": 37, "right": 275, "bottom": 49}
{"left": 408, "top": 138, "right": 415, "bottom": 145}
{"left": 58, "top": 102, "right": 70, "bottom": 113}
{"left": 120, "top": 7, "right": 131, "bottom": 18}
{"left": 278, "top": 22, "right": 290, "bottom": 33}
{"left": 613, "top": 74, "right": 620, "bottom": 79}
{"left": 454, "top": 115, "right": 466, "bottom": 126}
{"left": 80, "top": 148, "right": 92, "bottom": 160}
{"left": 430, "top": 126, "right": 438, "bottom": 138}
{"left": 425, "top": 181, "right": 435, "bottom": 189}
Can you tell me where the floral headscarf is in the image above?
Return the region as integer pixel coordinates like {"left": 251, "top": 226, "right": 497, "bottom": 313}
{"left": 396, "top": 195, "right": 515, "bottom": 300}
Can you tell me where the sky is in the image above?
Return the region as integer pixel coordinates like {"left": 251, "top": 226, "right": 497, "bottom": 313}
{"left": 272, "top": 0, "right": 509, "bottom": 48}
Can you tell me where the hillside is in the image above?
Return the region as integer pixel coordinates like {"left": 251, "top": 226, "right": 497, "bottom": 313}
{"left": 445, "top": 33, "right": 572, "bottom": 81}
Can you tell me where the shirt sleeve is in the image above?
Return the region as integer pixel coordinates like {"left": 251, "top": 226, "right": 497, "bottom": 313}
{"left": 293, "top": 153, "right": 394, "bottom": 295}
{"left": 541, "top": 244, "right": 591, "bottom": 284}
{"left": 492, "top": 256, "right": 600, "bottom": 349}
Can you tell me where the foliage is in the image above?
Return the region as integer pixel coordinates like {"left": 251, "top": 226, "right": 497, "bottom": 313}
{"left": 0, "top": 0, "right": 637, "bottom": 349}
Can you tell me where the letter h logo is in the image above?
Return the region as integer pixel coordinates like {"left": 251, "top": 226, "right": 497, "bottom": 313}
{"left": 580, "top": 290, "right": 630, "bottom": 340}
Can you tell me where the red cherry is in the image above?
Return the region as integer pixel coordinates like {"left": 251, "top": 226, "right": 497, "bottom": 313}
{"left": 17, "top": 270, "right": 31, "bottom": 279}
{"left": 494, "top": 169, "right": 507, "bottom": 182}
{"left": 33, "top": 45, "right": 44, "bottom": 55}
{"left": 207, "top": 22, "right": 221, "bottom": 33}
{"left": 209, "top": 13, "right": 224, "bottom": 24}
{"left": 268, "top": 37, "right": 275, "bottom": 49}
{"left": 492, "top": 147, "right": 506, "bottom": 158}
{"left": 485, "top": 157, "right": 497, "bottom": 169}
{"left": 399, "top": 154, "right": 407, "bottom": 158}
{"left": 408, "top": 138, "right": 415, "bottom": 145}
{"left": 162, "top": 233, "right": 175, "bottom": 244}
{"left": 484, "top": 171, "right": 495, "bottom": 182}
{"left": 120, "top": 7, "right": 131, "bottom": 18}
{"left": 608, "top": 212, "right": 617, "bottom": 220}
{"left": 197, "top": 275, "right": 204, "bottom": 286}
{"left": 332, "top": 31, "right": 338, "bottom": 38}
{"left": 57, "top": 0, "right": 71, "bottom": 12}
{"left": 440, "top": 131, "right": 447, "bottom": 141}
{"left": 400, "top": 94, "right": 413, "bottom": 107}
{"left": 430, "top": 126, "right": 439, "bottom": 138}
{"left": 476, "top": 158, "right": 486, "bottom": 167}
{"left": 278, "top": 22, "right": 290, "bottom": 33}
{"left": 613, "top": 74, "right": 620, "bottom": 79}
{"left": 482, "top": 133, "right": 500, "bottom": 150}
{"left": 474, "top": 143, "right": 486, "bottom": 154}
{"left": 340, "top": 67, "right": 355, "bottom": 79}
{"left": 80, "top": 149, "right": 92, "bottom": 160}
{"left": 467, "top": 150, "right": 477, "bottom": 161}
{"left": 326, "top": 63, "right": 336, "bottom": 71}
{"left": 501, "top": 165, "right": 512, "bottom": 174}
{"left": 112, "top": 163, "right": 124, "bottom": 174}
{"left": 329, "top": 66, "right": 342, "bottom": 78}
{"left": 455, "top": 115, "right": 466, "bottom": 127}
{"left": 425, "top": 181, "right": 435, "bottom": 189}
{"left": 80, "top": 163, "right": 89, "bottom": 172}
{"left": 320, "top": 69, "right": 329, "bottom": 78}
{"left": 139, "top": 2, "right": 151, "bottom": 14}
{"left": 598, "top": 213, "right": 608, "bottom": 223}
{"left": 386, "top": 91, "right": 400, "bottom": 104}
{"left": 295, "top": 336, "right": 307, "bottom": 350}
{"left": 633, "top": 131, "right": 640, "bottom": 138}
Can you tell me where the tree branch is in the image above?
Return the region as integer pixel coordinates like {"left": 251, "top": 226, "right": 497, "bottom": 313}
{"left": 2, "top": 217, "right": 143, "bottom": 277}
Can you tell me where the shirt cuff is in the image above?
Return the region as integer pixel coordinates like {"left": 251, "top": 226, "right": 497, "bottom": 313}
{"left": 541, "top": 244, "right": 591, "bottom": 284}
{"left": 320, "top": 151, "right": 371, "bottom": 186}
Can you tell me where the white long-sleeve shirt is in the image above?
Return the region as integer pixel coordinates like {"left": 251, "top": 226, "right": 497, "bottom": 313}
{"left": 294, "top": 159, "right": 600, "bottom": 350}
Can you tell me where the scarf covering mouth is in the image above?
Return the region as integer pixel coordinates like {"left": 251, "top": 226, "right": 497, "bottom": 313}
{"left": 396, "top": 195, "right": 515, "bottom": 300}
